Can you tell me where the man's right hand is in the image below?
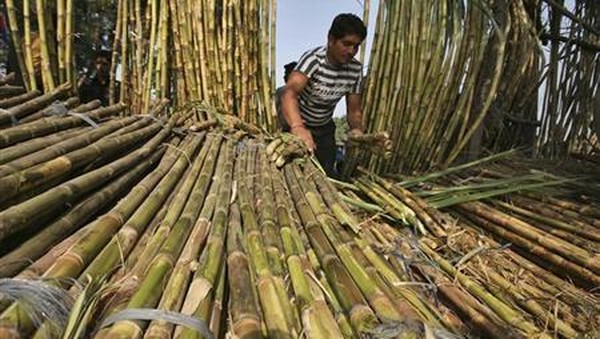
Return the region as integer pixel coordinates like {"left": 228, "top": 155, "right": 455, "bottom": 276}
{"left": 291, "top": 125, "right": 316, "bottom": 152}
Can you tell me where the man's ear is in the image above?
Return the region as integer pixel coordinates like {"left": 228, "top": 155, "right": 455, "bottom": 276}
{"left": 327, "top": 34, "right": 336, "bottom": 46}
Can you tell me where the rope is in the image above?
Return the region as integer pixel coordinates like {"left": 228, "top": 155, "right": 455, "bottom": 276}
{"left": 100, "top": 308, "right": 213, "bottom": 338}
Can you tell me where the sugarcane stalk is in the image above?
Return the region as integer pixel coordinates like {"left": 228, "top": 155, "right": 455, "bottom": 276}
{"left": 35, "top": 0, "right": 56, "bottom": 91}
{"left": 100, "top": 137, "right": 225, "bottom": 339}
{"left": 0, "top": 127, "right": 85, "bottom": 166}
{"left": 0, "top": 148, "right": 162, "bottom": 278}
{"left": 0, "top": 83, "right": 71, "bottom": 126}
{"left": 223, "top": 202, "right": 262, "bottom": 339}
{"left": 0, "top": 116, "right": 173, "bottom": 245}
{"left": 0, "top": 131, "right": 179, "bottom": 337}
{"left": 0, "top": 120, "right": 163, "bottom": 209}
{"left": 228, "top": 143, "right": 294, "bottom": 339}
{"left": 18, "top": 96, "right": 80, "bottom": 123}
{"left": 467, "top": 263, "right": 577, "bottom": 337}
{"left": 0, "top": 85, "right": 26, "bottom": 98}
{"left": 0, "top": 102, "right": 122, "bottom": 148}
{"left": 459, "top": 211, "right": 600, "bottom": 286}
{"left": 412, "top": 262, "right": 514, "bottom": 339}
{"left": 256, "top": 148, "right": 301, "bottom": 333}
{"left": 419, "top": 242, "right": 547, "bottom": 338}
{"left": 283, "top": 165, "right": 380, "bottom": 334}
{"left": 354, "top": 177, "right": 427, "bottom": 234}
{"left": 5, "top": 0, "right": 32, "bottom": 90}
{"left": 270, "top": 163, "right": 345, "bottom": 338}
{"left": 0, "top": 116, "right": 144, "bottom": 178}
{"left": 457, "top": 201, "right": 600, "bottom": 274}
{"left": 127, "top": 133, "right": 211, "bottom": 278}
{"left": 0, "top": 90, "right": 41, "bottom": 109}
{"left": 175, "top": 138, "right": 236, "bottom": 339}
{"left": 305, "top": 162, "right": 360, "bottom": 233}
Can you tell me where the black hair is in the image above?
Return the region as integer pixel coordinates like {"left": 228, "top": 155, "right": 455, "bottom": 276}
{"left": 328, "top": 13, "right": 367, "bottom": 41}
{"left": 283, "top": 61, "right": 297, "bottom": 83}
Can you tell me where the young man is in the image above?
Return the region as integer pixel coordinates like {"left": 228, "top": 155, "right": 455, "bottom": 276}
{"left": 281, "top": 13, "right": 366, "bottom": 177}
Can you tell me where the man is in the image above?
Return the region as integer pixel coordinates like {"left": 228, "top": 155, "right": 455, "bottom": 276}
{"left": 281, "top": 13, "right": 366, "bottom": 177}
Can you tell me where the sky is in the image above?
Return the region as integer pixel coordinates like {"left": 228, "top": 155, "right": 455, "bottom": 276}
{"left": 276, "top": 0, "right": 379, "bottom": 117}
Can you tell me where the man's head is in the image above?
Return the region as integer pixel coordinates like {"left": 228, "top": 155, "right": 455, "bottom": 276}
{"left": 327, "top": 13, "right": 367, "bottom": 66}
{"left": 283, "top": 61, "right": 297, "bottom": 83}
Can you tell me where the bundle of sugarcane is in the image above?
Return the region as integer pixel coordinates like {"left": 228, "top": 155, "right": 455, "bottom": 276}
{"left": 265, "top": 133, "right": 311, "bottom": 168}
{"left": 341, "top": 131, "right": 393, "bottom": 178}
{"left": 353, "top": 0, "right": 512, "bottom": 175}
{"left": 4, "top": 0, "right": 77, "bottom": 92}
{"left": 105, "top": 0, "right": 277, "bottom": 130}
{"left": 346, "top": 131, "right": 392, "bottom": 157}
{"left": 0, "top": 83, "right": 74, "bottom": 128}
{"left": 347, "top": 169, "right": 600, "bottom": 338}
{"left": 0, "top": 101, "right": 471, "bottom": 338}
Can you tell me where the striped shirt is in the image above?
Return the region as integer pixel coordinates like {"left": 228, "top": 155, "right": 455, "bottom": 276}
{"left": 295, "top": 46, "right": 363, "bottom": 126}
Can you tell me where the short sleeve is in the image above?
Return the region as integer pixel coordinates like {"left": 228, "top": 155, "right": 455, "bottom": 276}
{"left": 351, "top": 70, "right": 363, "bottom": 94}
{"left": 295, "top": 48, "right": 320, "bottom": 79}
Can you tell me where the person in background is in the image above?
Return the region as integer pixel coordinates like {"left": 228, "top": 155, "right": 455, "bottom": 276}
{"left": 78, "top": 50, "right": 111, "bottom": 106}
{"left": 275, "top": 61, "right": 297, "bottom": 126}
{"left": 281, "top": 13, "right": 367, "bottom": 177}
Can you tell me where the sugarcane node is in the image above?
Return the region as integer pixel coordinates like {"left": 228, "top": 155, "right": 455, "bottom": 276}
{"left": 231, "top": 317, "right": 262, "bottom": 338}
{"left": 348, "top": 304, "right": 379, "bottom": 331}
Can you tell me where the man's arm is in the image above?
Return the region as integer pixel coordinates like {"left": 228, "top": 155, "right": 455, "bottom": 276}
{"left": 281, "top": 71, "right": 316, "bottom": 151}
{"left": 346, "top": 93, "right": 364, "bottom": 136}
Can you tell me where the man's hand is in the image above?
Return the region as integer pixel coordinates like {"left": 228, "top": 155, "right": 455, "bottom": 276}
{"left": 291, "top": 125, "right": 316, "bottom": 152}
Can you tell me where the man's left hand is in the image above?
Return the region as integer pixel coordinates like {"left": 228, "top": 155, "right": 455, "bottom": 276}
{"left": 348, "top": 128, "right": 364, "bottom": 138}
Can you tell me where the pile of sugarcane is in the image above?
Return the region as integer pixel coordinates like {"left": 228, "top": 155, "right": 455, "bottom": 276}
{"left": 0, "top": 85, "right": 464, "bottom": 338}
{"left": 341, "top": 154, "right": 600, "bottom": 338}
{"left": 2, "top": 73, "right": 600, "bottom": 338}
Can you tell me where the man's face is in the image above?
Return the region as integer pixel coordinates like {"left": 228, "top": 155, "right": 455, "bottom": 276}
{"left": 327, "top": 34, "right": 363, "bottom": 66}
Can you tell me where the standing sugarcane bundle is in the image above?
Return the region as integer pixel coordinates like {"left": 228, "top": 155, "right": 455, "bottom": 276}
{"left": 108, "top": 0, "right": 278, "bottom": 129}
{"left": 4, "top": 0, "right": 76, "bottom": 92}
{"left": 355, "top": 0, "right": 501, "bottom": 174}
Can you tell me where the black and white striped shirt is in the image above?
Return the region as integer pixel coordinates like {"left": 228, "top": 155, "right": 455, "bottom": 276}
{"left": 295, "top": 46, "right": 363, "bottom": 127}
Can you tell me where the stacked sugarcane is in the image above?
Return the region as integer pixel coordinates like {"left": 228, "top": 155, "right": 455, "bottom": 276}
{"left": 342, "top": 153, "right": 600, "bottom": 338}
{"left": 0, "top": 88, "right": 464, "bottom": 338}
